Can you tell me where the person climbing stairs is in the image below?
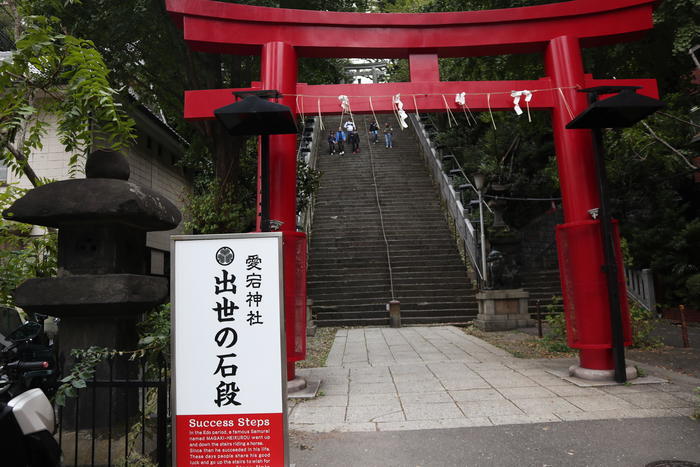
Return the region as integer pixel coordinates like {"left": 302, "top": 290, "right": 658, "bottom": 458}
{"left": 308, "top": 115, "right": 477, "bottom": 326}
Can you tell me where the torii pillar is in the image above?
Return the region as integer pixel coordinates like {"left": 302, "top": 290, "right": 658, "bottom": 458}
{"left": 259, "top": 42, "right": 307, "bottom": 382}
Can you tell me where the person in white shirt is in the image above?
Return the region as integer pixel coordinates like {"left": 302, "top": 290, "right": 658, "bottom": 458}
{"left": 343, "top": 120, "right": 355, "bottom": 132}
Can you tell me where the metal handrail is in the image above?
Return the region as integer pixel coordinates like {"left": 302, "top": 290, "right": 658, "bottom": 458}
{"left": 365, "top": 116, "right": 396, "bottom": 301}
{"left": 409, "top": 113, "right": 484, "bottom": 283}
{"left": 297, "top": 116, "right": 321, "bottom": 236}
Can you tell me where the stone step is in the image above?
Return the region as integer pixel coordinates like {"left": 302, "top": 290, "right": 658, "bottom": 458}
{"left": 307, "top": 265, "right": 469, "bottom": 277}
{"left": 310, "top": 237, "right": 458, "bottom": 248}
{"left": 314, "top": 313, "right": 476, "bottom": 327}
{"left": 309, "top": 248, "right": 464, "bottom": 261}
{"left": 309, "top": 258, "right": 468, "bottom": 269}
{"left": 308, "top": 116, "right": 475, "bottom": 326}
{"left": 310, "top": 289, "right": 476, "bottom": 302}
{"left": 314, "top": 308, "right": 476, "bottom": 321}
{"left": 313, "top": 300, "right": 477, "bottom": 313}
{"left": 309, "top": 275, "right": 472, "bottom": 289}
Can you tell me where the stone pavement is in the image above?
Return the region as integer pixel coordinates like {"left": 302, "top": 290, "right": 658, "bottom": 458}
{"left": 289, "top": 326, "right": 698, "bottom": 433}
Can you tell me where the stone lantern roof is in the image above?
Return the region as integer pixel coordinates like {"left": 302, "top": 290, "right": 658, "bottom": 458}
{"left": 3, "top": 150, "right": 181, "bottom": 230}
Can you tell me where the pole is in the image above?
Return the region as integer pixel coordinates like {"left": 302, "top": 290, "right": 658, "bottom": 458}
{"left": 680, "top": 304, "right": 690, "bottom": 348}
{"left": 260, "top": 135, "right": 270, "bottom": 232}
{"left": 478, "top": 188, "right": 488, "bottom": 287}
{"left": 590, "top": 118, "right": 627, "bottom": 383}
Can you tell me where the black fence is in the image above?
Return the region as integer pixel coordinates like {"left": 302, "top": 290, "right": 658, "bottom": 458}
{"left": 56, "top": 354, "right": 170, "bottom": 467}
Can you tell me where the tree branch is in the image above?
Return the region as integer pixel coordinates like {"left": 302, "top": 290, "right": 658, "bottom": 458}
{"left": 642, "top": 121, "right": 697, "bottom": 170}
{"left": 657, "top": 111, "right": 700, "bottom": 129}
{"left": 2, "top": 140, "right": 41, "bottom": 187}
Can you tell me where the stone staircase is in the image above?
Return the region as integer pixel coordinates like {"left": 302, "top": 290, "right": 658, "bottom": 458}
{"left": 517, "top": 210, "right": 564, "bottom": 315}
{"left": 520, "top": 269, "right": 563, "bottom": 315}
{"left": 307, "top": 115, "right": 477, "bottom": 326}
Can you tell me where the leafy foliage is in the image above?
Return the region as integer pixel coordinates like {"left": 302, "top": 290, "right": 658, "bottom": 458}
{"left": 629, "top": 302, "right": 661, "bottom": 349}
{"left": 54, "top": 345, "right": 114, "bottom": 407}
{"left": 54, "top": 304, "right": 171, "bottom": 408}
{"left": 0, "top": 6, "right": 135, "bottom": 185}
{"left": 297, "top": 158, "right": 321, "bottom": 216}
{"left": 383, "top": 0, "right": 700, "bottom": 305}
{"left": 24, "top": 0, "right": 357, "bottom": 232}
{"left": 0, "top": 185, "right": 56, "bottom": 307}
{"left": 185, "top": 179, "right": 257, "bottom": 234}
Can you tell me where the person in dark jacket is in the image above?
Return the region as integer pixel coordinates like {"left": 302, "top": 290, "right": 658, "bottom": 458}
{"left": 335, "top": 127, "right": 346, "bottom": 155}
{"left": 368, "top": 121, "right": 379, "bottom": 143}
{"left": 327, "top": 131, "right": 337, "bottom": 155}
{"left": 350, "top": 131, "right": 360, "bottom": 153}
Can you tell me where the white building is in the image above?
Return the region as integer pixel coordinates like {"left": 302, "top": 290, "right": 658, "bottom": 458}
{"left": 1, "top": 102, "right": 193, "bottom": 276}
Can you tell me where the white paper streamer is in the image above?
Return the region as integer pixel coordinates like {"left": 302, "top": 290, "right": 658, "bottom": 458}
{"left": 442, "top": 94, "right": 458, "bottom": 128}
{"left": 487, "top": 93, "right": 497, "bottom": 130}
{"left": 317, "top": 99, "right": 324, "bottom": 130}
{"left": 338, "top": 94, "right": 350, "bottom": 112}
{"left": 510, "top": 90, "right": 533, "bottom": 121}
{"left": 392, "top": 93, "right": 409, "bottom": 129}
{"left": 455, "top": 92, "right": 475, "bottom": 126}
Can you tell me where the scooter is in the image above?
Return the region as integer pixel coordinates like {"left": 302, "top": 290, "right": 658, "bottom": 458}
{"left": 0, "top": 309, "right": 61, "bottom": 466}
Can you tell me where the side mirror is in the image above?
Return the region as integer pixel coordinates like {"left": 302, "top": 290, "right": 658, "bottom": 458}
{"left": 0, "top": 306, "right": 22, "bottom": 338}
{"left": 6, "top": 321, "right": 42, "bottom": 343}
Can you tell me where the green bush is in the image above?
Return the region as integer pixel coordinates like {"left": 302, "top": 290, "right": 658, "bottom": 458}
{"left": 0, "top": 185, "right": 57, "bottom": 307}
{"left": 538, "top": 296, "right": 660, "bottom": 351}
{"left": 629, "top": 302, "right": 661, "bottom": 349}
{"left": 184, "top": 181, "right": 255, "bottom": 234}
{"left": 542, "top": 310, "right": 571, "bottom": 353}
{"left": 685, "top": 274, "right": 700, "bottom": 310}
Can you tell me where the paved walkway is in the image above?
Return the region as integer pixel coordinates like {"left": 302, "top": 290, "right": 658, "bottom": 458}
{"left": 290, "top": 326, "right": 698, "bottom": 433}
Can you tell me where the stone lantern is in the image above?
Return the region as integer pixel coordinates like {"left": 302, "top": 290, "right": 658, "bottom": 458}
{"left": 2, "top": 150, "right": 181, "bottom": 355}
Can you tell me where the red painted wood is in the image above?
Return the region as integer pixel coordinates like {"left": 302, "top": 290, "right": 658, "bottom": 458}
{"left": 409, "top": 54, "right": 440, "bottom": 82}
{"left": 168, "top": 0, "right": 655, "bottom": 57}
{"left": 183, "top": 78, "right": 658, "bottom": 120}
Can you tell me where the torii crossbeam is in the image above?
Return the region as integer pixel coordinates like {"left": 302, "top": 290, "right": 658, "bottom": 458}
{"left": 168, "top": 0, "right": 660, "bottom": 382}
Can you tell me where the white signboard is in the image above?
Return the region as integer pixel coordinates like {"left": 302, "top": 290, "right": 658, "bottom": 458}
{"left": 172, "top": 233, "right": 288, "bottom": 467}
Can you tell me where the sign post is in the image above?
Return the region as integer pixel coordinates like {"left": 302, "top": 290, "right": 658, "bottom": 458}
{"left": 171, "top": 233, "right": 288, "bottom": 466}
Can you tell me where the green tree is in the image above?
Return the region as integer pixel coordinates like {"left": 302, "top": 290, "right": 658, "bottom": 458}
{"left": 0, "top": 2, "right": 135, "bottom": 187}
{"left": 26, "top": 0, "right": 364, "bottom": 233}
{"left": 381, "top": 0, "right": 700, "bottom": 305}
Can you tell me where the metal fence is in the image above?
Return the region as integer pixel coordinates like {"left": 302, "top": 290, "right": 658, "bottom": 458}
{"left": 409, "top": 114, "right": 484, "bottom": 285}
{"left": 57, "top": 353, "right": 169, "bottom": 467}
{"left": 625, "top": 267, "right": 656, "bottom": 312}
{"left": 297, "top": 116, "right": 321, "bottom": 237}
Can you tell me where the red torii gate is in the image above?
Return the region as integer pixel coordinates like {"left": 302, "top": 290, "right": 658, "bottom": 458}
{"left": 167, "top": 0, "right": 660, "bottom": 381}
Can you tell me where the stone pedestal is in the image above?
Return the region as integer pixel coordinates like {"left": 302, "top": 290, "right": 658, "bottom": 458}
{"left": 474, "top": 289, "right": 532, "bottom": 331}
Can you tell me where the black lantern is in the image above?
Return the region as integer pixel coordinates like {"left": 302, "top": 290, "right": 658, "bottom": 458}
{"left": 214, "top": 90, "right": 297, "bottom": 136}
{"left": 214, "top": 90, "right": 297, "bottom": 231}
{"left": 566, "top": 86, "right": 665, "bottom": 130}
{"left": 567, "top": 86, "right": 664, "bottom": 383}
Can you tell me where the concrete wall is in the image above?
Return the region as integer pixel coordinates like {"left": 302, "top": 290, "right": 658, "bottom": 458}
{"left": 5, "top": 114, "right": 76, "bottom": 185}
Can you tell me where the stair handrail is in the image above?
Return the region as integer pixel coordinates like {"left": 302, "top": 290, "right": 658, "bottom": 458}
{"left": 409, "top": 114, "right": 485, "bottom": 283}
{"left": 297, "top": 116, "right": 321, "bottom": 236}
{"left": 625, "top": 267, "right": 656, "bottom": 312}
{"left": 365, "top": 116, "right": 397, "bottom": 301}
